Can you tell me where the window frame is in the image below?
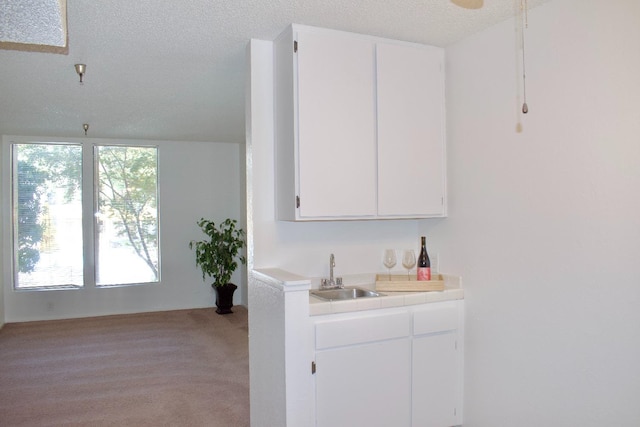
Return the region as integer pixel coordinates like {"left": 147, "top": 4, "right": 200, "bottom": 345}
{"left": 4, "top": 136, "right": 161, "bottom": 291}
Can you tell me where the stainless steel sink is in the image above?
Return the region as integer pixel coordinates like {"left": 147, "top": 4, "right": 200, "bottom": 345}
{"left": 310, "top": 286, "right": 383, "bottom": 301}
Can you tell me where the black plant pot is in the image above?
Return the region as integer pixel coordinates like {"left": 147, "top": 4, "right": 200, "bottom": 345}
{"left": 214, "top": 283, "right": 237, "bottom": 314}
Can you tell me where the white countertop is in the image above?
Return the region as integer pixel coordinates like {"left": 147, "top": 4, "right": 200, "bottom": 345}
{"left": 252, "top": 268, "right": 464, "bottom": 316}
{"left": 308, "top": 273, "right": 463, "bottom": 316}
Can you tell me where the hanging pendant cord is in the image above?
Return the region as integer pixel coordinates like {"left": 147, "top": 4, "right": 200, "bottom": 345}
{"left": 521, "top": 0, "right": 529, "bottom": 114}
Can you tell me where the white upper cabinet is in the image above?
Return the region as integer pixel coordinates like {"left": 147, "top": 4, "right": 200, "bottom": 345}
{"left": 274, "top": 24, "right": 446, "bottom": 221}
{"left": 376, "top": 42, "right": 446, "bottom": 217}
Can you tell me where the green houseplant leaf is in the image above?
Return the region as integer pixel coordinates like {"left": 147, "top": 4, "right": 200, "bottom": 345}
{"left": 189, "top": 218, "right": 246, "bottom": 288}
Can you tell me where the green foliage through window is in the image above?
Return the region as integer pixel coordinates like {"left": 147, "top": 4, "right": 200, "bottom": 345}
{"left": 11, "top": 142, "right": 159, "bottom": 289}
{"left": 96, "top": 146, "right": 159, "bottom": 284}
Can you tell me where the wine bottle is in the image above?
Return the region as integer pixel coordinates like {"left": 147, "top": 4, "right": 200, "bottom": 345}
{"left": 417, "top": 236, "right": 431, "bottom": 281}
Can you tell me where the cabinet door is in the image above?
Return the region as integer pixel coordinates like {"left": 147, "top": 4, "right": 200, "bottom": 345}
{"left": 412, "top": 302, "right": 463, "bottom": 426}
{"left": 295, "top": 29, "right": 377, "bottom": 218}
{"left": 412, "top": 332, "right": 461, "bottom": 427}
{"left": 376, "top": 43, "right": 446, "bottom": 217}
{"left": 315, "top": 338, "right": 411, "bottom": 427}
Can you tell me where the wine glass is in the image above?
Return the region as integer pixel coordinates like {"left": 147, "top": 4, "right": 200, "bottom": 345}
{"left": 402, "top": 249, "right": 416, "bottom": 280}
{"left": 383, "top": 249, "right": 396, "bottom": 280}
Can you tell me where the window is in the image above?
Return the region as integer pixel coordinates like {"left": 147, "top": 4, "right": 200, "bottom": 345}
{"left": 95, "top": 146, "right": 159, "bottom": 285}
{"left": 13, "top": 143, "right": 83, "bottom": 288}
{"left": 11, "top": 142, "right": 159, "bottom": 290}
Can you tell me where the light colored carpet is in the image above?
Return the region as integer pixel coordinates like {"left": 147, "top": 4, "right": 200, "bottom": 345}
{"left": 0, "top": 307, "right": 249, "bottom": 427}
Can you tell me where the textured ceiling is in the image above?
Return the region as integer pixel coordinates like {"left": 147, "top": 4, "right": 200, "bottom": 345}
{"left": 0, "top": 0, "right": 552, "bottom": 143}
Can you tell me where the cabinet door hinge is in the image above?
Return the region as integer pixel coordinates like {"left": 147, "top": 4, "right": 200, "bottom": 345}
{"left": 311, "top": 361, "right": 316, "bottom": 374}
{"left": 296, "top": 195, "right": 300, "bottom": 208}
{"left": 294, "top": 40, "right": 298, "bottom": 53}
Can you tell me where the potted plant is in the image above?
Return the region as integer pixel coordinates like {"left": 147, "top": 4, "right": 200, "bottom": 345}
{"left": 189, "top": 218, "right": 246, "bottom": 314}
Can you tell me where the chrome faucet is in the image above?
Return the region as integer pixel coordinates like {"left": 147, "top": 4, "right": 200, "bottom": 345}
{"left": 321, "top": 253, "right": 343, "bottom": 289}
{"left": 329, "top": 253, "right": 335, "bottom": 284}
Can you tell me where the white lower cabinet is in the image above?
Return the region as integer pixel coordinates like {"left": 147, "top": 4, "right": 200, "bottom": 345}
{"left": 314, "top": 311, "right": 412, "bottom": 427}
{"left": 412, "top": 301, "right": 463, "bottom": 426}
{"left": 316, "top": 338, "right": 412, "bottom": 427}
{"left": 313, "top": 301, "right": 463, "bottom": 427}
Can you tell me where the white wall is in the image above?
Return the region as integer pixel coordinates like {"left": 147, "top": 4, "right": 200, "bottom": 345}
{"left": 0, "top": 142, "right": 4, "bottom": 328}
{"left": 427, "top": 0, "right": 640, "bottom": 425}
{"left": 251, "top": 2, "right": 640, "bottom": 424}
{"left": 1, "top": 137, "right": 245, "bottom": 322}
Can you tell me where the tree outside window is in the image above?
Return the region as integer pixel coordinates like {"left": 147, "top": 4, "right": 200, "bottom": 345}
{"left": 96, "top": 146, "right": 159, "bottom": 285}
{"left": 12, "top": 142, "right": 159, "bottom": 289}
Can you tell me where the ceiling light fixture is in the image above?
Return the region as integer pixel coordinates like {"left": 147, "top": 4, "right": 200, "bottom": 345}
{"left": 450, "top": 0, "right": 483, "bottom": 9}
{"left": 74, "top": 63, "right": 86, "bottom": 84}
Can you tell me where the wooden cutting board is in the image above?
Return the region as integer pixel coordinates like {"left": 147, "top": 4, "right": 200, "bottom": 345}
{"left": 375, "top": 273, "right": 445, "bottom": 292}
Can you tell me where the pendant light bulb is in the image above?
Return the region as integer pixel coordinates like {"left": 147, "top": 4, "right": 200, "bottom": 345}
{"left": 83, "top": 123, "right": 89, "bottom": 136}
{"left": 75, "top": 63, "right": 86, "bottom": 84}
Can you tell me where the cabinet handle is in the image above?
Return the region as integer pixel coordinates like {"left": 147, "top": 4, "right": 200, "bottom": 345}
{"left": 294, "top": 40, "right": 298, "bottom": 53}
{"left": 296, "top": 195, "right": 300, "bottom": 208}
{"left": 311, "top": 361, "right": 316, "bottom": 374}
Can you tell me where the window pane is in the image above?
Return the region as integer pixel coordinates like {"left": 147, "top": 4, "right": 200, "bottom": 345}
{"left": 13, "top": 143, "right": 83, "bottom": 289}
{"left": 96, "top": 146, "right": 159, "bottom": 285}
